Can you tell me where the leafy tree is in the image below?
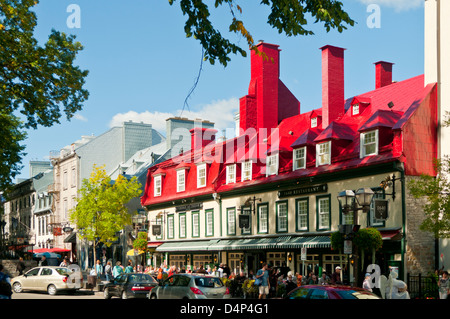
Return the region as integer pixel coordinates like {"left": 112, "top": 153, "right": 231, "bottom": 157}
{"left": 0, "top": 0, "right": 89, "bottom": 188}
{"left": 69, "top": 165, "right": 142, "bottom": 268}
{"left": 169, "top": 0, "right": 355, "bottom": 66}
{"left": 133, "top": 231, "right": 149, "bottom": 267}
{"left": 409, "top": 158, "right": 450, "bottom": 239}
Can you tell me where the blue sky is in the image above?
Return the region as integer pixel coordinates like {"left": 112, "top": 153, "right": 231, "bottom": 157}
{"left": 18, "top": 0, "right": 425, "bottom": 179}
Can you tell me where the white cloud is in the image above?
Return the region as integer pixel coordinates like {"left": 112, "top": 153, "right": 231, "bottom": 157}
{"left": 73, "top": 114, "right": 88, "bottom": 122}
{"left": 109, "top": 97, "right": 239, "bottom": 134}
{"left": 358, "top": 0, "right": 423, "bottom": 11}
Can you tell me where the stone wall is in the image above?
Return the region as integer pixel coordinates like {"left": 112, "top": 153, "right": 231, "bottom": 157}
{"left": 405, "top": 176, "right": 436, "bottom": 275}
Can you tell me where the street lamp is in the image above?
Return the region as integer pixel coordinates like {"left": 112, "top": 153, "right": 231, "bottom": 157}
{"left": 337, "top": 187, "right": 375, "bottom": 287}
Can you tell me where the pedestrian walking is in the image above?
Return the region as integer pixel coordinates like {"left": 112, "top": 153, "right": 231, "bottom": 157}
{"left": 363, "top": 273, "right": 373, "bottom": 292}
{"left": 125, "top": 261, "right": 134, "bottom": 274}
{"left": 96, "top": 260, "right": 104, "bottom": 279}
{"left": 16, "top": 257, "right": 26, "bottom": 275}
{"left": 105, "top": 261, "right": 113, "bottom": 282}
{"left": 39, "top": 256, "right": 48, "bottom": 266}
{"left": 0, "top": 264, "right": 12, "bottom": 300}
{"left": 438, "top": 270, "right": 450, "bottom": 299}
{"left": 59, "top": 257, "right": 70, "bottom": 267}
{"left": 113, "top": 261, "right": 124, "bottom": 278}
{"left": 331, "top": 266, "right": 343, "bottom": 285}
{"left": 256, "top": 263, "right": 270, "bottom": 299}
{"left": 318, "top": 272, "right": 330, "bottom": 285}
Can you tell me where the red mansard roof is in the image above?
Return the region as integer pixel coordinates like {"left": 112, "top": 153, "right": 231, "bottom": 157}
{"left": 141, "top": 67, "right": 437, "bottom": 207}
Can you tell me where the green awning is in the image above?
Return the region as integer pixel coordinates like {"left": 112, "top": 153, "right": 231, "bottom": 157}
{"left": 277, "top": 236, "right": 331, "bottom": 249}
{"left": 209, "top": 236, "right": 292, "bottom": 251}
{"left": 156, "top": 240, "right": 218, "bottom": 252}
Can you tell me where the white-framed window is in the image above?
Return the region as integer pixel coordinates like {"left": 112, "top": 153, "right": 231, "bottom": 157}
{"left": 360, "top": 130, "right": 378, "bottom": 157}
{"left": 258, "top": 204, "right": 268, "bottom": 233}
{"left": 192, "top": 212, "right": 200, "bottom": 237}
{"left": 177, "top": 170, "right": 185, "bottom": 192}
{"left": 167, "top": 215, "right": 174, "bottom": 239}
{"left": 227, "top": 208, "right": 236, "bottom": 235}
{"left": 197, "top": 163, "right": 207, "bottom": 188}
{"left": 226, "top": 164, "right": 236, "bottom": 184}
{"left": 296, "top": 199, "right": 308, "bottom": 231}
{"left": 205, "top": 209, "right": 213, "bottom": 237}
{"left": 63, "top": 170, "right": 68, "bottom": 190}
{"left": 71, "top": 167, "right": 76, "bottom": 187}
{"left": 352, "top": 103, "right": 360, "bottom": 115}
{"left": 293, "top": 147, "right": 306, "bottom": 170}
{"left": 277, "top": 202, "right": 288, "bottom": 232}
{"left": 242, "top": 161, "right": 252, "bottom": 181}
{"left": 317, "top": 196, "right": 331, "bottom": 230}
{"left": 316, "top": 141, "right": 331, "bottom": 166}
{"left": 179, "top": 213, "right": 186, "bottom": 238}
{"left": 311, "top": 117, "right": 318, "bottom": 128}
{"left": 266, "top": 154, "right": 279, "bottom": 176}
{"left": 154, "top": 175, "right": 162, "bottom": 197}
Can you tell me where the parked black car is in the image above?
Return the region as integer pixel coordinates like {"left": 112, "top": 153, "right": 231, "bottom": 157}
{"left": 103, "top": 273, "right": 158, "bottom": 299}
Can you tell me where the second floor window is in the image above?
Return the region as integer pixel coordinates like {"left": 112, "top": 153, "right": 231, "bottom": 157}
{"left": 226, "top": 164, "right": 236, "bottom": 184}
{"left": 154, "top": 176, "right": 162, "bottom": 197}
{"left": 242, "top": 161, "right": 252, "bottom": 181}
{"left": 293, "top": 147, "right": 306, "bottom": 170}
{"left": 316, "top": 142, "right": 331, "bottom": 166}
{"left": 197, "top": 164, "right": 207, "bottom": 188}
{"left": 177, "top": 170, "right": 185, "bottom": 192}
{"left": 266, "top": 154, "right": 279, "bottom": 176}
{"left": 277, "top": 202, "right": 288, "bottom": 232}
{"left": 360, "top": 130, "right": 378, "bottom": 157}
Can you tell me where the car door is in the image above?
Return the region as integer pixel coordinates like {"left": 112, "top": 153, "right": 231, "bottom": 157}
{"left": 159, "top": 275, "right": 178, "bottom": 299}
{"left": 110, "top": 275, "right": 124, "bottom": 297}
{"left": 21, "top": 268, "right": 41, "bottom": 290}
{"left": 37, "top": 268, "right": 54, "bottom": 292}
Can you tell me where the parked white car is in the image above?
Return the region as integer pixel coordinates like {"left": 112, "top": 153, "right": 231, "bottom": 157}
{"left": 11, "top": 266, "right": 83, "bottom": 295}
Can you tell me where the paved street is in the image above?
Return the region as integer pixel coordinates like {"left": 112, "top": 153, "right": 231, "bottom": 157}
{"left": 11, "top": 289, "right": 104, "bottom": 299}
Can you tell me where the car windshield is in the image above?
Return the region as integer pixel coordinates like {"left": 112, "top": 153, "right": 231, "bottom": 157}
{"left": 55, "top": 268, "right": 73, "bottom": 276}
{"left": 335, "top": 290, "right": 379, "bottom": 299}
{"left": 129, "top": 274, "right": 157, "bottom": 284}
{"left": 194, "top": 277, "right": 223, "bottom": 288}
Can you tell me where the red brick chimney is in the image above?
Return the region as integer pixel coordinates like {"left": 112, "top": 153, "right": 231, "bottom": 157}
{"left": 239, "top": 42, "right": 300, "bottom": 134}
{"left": 321, "top": 45, "right": 345, "bottom": 128}
{"left": 190, "top": 127, "right": 217, "bottom": 152}
{"left": 375, "top": 61, "right": 394, "bottom": 89}
{"left": 240, "top": 42, "right": 280, "bottom": 132}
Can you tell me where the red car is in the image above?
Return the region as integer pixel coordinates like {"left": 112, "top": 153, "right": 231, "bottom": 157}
{"left": 285, "top": 285, "right": 380, "bottom": 299}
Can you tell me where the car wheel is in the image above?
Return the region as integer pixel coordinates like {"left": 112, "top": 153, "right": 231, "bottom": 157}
{"left": 121, "top": 290, "right": 128, "bottom": 299}
{"left": 47, "top": 284, "right": 57, "bottom": 295}
{"left": 13, "top": 282, "right": 22, "bottom": 293}
{"left": 103, "top": 288, "right": 112, "bottom": 299}
{"left": 150, "top": 293, "right": 157, "bottom": 299}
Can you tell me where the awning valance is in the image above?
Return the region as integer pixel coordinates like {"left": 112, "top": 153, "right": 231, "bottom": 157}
{"left": 64, "top": 232, "right": 77, "bottom": 243}
{"left": 277, "top": 236, "right": 331, "bottom": 249}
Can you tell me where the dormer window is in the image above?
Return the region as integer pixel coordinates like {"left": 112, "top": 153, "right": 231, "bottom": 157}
{"left": 177, "top": 170, "right": 185, "bottom": 192}
{"left": 311, "top": 117, "right": 318, "bottom": 128}
{"left": 242, "top": 160, "right": 252, "bottom": 181}
{"left": 197, "top": 163, "right": 207, "bottom": 188}
{"left": 352, "top": 103, "right": 360, "bottom": 115}
{"left": 266, "top": 154, "right": 279, "bottom": 176}
{"left": 316, "top": 141, "right": 331, "bottom": 166}
{"left": 226, "top": 164, "right": 236, "bottom": 184}
{"left": 293, "top": 147, "right": 306, "bottom": 170}
{"left": 154, "top": 175, "right": 162, "bottom": 197}
{"left": 360, "top": 130, "right": 378, "bottom": 157}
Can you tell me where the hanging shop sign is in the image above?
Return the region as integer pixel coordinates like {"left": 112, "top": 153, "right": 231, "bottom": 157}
{"left": 278, "top": 184, "right": 328, "bottom": 198}
{"left": 175, "top": 202, "right": 203, "bottom": 212}
{"left": 374, "top": 199, "right": 389, "bottom": 221}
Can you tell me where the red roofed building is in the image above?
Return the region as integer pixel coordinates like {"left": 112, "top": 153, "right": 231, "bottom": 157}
{"left": 141, "top": 42, "right": 438, "bottom": 282}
